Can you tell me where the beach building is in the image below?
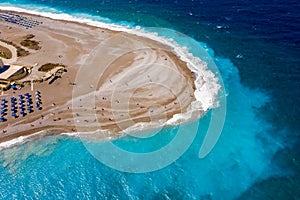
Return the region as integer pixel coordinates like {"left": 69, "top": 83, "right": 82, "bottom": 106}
{"left": 0, "top": 59, "right": 30, "bottom": 90}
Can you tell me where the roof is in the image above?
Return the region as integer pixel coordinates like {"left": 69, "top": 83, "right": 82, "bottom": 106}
{"left": 0, "top": 65, "right": 24, "bottom": 80}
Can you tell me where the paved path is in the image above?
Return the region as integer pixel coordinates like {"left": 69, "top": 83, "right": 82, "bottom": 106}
{"left": 0, "top": 41, "right": 17, "bottom": 64}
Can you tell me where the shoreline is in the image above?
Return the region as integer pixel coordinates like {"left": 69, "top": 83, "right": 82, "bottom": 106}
{"left": 0, "top": 6, "right": 220, "bottom": 147}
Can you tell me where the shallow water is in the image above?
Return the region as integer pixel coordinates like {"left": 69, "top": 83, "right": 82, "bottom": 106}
{"left": 0, "top": 0, "right": 299, "bottom": 199}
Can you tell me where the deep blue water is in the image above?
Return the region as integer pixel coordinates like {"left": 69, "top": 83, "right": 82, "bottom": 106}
{"left": 0, "top": 0, "right": 299, "bottom": 199}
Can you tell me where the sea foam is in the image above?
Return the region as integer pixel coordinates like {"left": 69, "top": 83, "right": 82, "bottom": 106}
{"left": 0, "top": 131, "right": 47, "bottom": 150}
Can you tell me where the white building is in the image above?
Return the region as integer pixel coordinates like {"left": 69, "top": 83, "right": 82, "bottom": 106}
{"left": 0, "top": 58, "right": 29, "bottom": 89}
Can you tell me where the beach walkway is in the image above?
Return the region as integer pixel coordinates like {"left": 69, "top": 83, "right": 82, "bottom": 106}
{"left": 0, "top": 41, "right": 17, "bottom": 63}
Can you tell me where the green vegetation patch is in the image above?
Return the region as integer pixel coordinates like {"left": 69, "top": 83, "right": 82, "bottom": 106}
{"left": 20, "top": 39, "right": 41, "bottom": 50}
{"left": 38, "top": 63, "right": 67, "bottom": 72}
{"left": 0, "top": 45, "right": 12, "bottom": 59}
{"left": 25, "top": 34, "right": 35, "bottom": 40}
{"left": 20, "top": 34, "right": 41, "bottom": 50}
{"left": 0, "top": 39, "right": 30, "bottom": 57}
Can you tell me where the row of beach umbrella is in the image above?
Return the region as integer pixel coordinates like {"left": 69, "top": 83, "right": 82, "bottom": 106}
{"left": 0, "top": 98, "right": 7, "bottom": 122}
{"left": 0, "top": 91, "right": 42, "bottom": 122}
{"left": 0, "top": 12, "right": 42, "bottom": 29}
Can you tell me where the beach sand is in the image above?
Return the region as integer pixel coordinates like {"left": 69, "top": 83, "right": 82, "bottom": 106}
{"left": 0, "top": 10, "right": 199, "bottom": 143}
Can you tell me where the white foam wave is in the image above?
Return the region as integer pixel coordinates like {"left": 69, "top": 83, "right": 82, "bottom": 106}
{"left": 0, "top": 131, "right": 46, "bottom": 150}
{"left": 0, "top": 5, "right": 221, "bottom": 140}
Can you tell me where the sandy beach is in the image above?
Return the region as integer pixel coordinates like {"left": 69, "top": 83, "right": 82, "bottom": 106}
{"left": 0, "top": 9, "right": 221, "bottom": 145}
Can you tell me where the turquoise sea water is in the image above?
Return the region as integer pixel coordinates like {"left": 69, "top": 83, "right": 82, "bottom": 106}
{"left": 0, "top": 0, "right": 299, "bottom": 199}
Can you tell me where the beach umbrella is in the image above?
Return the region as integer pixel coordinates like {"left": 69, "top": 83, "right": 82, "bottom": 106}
{"left": 0, "top": 117, "right": 5, "bottom": 122}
